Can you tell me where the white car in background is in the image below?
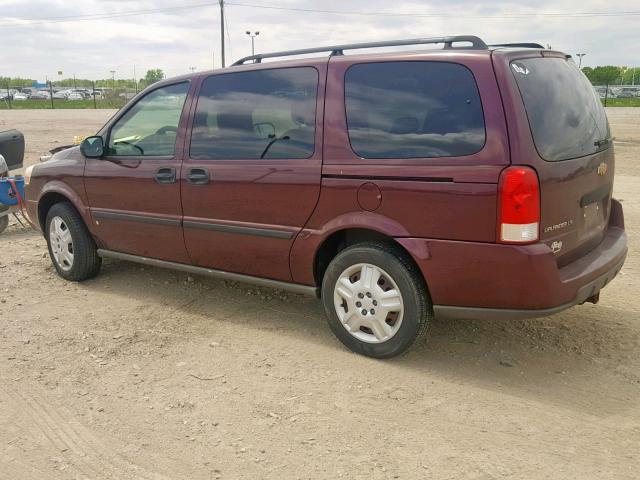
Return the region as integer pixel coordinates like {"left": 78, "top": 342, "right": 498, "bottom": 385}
{"left": 13, "top": 92, "right": 29, "bottom": 100}
{"left": 67, "top": 92, "right": 85, "bottom": 100}
{"left": 31, "top": 90, "right": 51, "bottom": 100}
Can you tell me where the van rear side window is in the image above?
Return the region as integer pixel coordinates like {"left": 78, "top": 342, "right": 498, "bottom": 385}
{"left": 344, "top": 61, "right": 486, "bottom": 159}
{"left": 511, "top": 57, "right": 611, "bottom": 162}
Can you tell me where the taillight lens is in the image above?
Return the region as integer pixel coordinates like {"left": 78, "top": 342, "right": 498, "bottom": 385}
{"left": 498, "top": 166, "right": 540, "bottom": 243}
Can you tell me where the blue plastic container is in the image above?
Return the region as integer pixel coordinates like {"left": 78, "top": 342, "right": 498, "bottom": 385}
{"left": 0, "top": 176, "right": 25, "bottom": 206}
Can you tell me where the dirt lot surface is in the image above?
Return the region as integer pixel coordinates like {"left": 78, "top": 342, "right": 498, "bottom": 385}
{"left": 0, "top": 108, "right": 639, "bottom": 479}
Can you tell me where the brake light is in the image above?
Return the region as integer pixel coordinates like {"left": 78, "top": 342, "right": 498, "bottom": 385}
{"left": 498, "top": 166, "right": 540, "bottom": 243}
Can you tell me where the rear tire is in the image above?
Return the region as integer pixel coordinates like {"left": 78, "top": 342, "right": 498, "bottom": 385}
{"left": 321, "top": 242, "right": 431, "bottom": 358}
{"left": 45, "top": 202, "right": 101, "bottom": 281}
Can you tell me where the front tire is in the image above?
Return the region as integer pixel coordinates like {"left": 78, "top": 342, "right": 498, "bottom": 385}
{"left": 321, "top": 243, "right": 431, "bottom": 358}
{"left": 45, "top": 202, "right": 101, "bottom": 281}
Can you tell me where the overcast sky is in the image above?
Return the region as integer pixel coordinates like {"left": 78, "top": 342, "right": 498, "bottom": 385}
{"left": 0, "top": 0, "right": 638, "bottom": 82}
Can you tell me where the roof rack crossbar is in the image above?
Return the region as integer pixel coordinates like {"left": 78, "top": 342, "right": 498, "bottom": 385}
{"left": 232, "top": 35, "right": 488, "bottom": 66}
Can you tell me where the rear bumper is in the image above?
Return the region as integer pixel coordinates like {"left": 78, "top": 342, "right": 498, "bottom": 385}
{"left": 397, "top": 199, "right": 627, "bottom": 320}
{"left": 434, "top": 253, "right": 625, "bottom": 320}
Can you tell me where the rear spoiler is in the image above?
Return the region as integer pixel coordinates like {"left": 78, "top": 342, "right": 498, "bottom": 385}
{"left": 490, "top": 43, "right": 545, "bottom": 49}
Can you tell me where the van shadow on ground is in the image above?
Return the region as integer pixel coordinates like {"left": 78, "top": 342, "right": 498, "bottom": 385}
{"left": 79, "top": 259, "right": 640, "bottom": 418}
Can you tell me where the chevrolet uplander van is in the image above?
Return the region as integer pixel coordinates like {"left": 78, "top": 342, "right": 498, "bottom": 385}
{"left": 24, "top": 36, "right": 627, "bottom": 358}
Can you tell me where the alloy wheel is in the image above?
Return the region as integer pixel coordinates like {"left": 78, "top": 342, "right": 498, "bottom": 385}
{"left": 49, "top": 216, "right": 74, "bottom": 271}
{"left": 333, "top": 263, "right": 404, "bottom": 343}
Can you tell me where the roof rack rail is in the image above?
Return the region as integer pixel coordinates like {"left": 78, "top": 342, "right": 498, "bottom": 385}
{"left": 232, "top": 35, "right": 488, "bottom": 66}
{"left": 489, "top": 43, "right": 545, "bottom": 49}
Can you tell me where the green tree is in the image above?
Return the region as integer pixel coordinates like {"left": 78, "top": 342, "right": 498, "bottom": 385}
{"left": 0, "top": 77, "right": 35, "bottom": 88}
{"left": 143, "top": 69, "right": 164, "bottom": 86}
{"left": 582, "top": 66, "right": 622, "bottom": 85}
{"left": 620, "top": 67, "right": 639, "bottom": 85}
{"left": 581, "top": 66, "right": 593, "bottom": 79}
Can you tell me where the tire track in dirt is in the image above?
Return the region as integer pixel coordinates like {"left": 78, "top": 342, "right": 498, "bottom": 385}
{"left": 2, "top": 383, "right": 179, "bottom": 480}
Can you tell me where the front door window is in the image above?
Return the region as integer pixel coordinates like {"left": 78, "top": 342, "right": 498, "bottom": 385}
{"left": 108, "top": 82, "right": 189, "bottom": 157}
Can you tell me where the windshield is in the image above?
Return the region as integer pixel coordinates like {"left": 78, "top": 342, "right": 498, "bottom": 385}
{"left": 511, "top": 57, "right": 610, "bottom": 162}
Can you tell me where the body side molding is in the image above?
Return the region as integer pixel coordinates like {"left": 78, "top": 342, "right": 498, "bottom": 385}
{"left": 97, "top": 249, "right": 319, "bottom": 296}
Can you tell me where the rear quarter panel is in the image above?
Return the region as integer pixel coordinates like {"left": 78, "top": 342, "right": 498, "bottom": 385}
{"left": 290, "top": 51, "right": 510, "bottom": 285}
{"left": 491, "top": 49, "right": 615, "bottom": 265}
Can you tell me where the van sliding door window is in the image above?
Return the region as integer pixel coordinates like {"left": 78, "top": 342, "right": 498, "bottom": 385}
{"left": 190, "top": 67, "right": 318, "bottom": 160}
{"left": 345, "top": 61, "right": 486, "bottom": 159}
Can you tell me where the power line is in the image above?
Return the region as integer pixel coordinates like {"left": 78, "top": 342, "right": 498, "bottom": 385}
{"left": 224, "top": 5, "right": 233, "bottom": 60}
{"left": 0, "top": 1, "right": 638, "bottom": 28}
{"left": 0, "top": 2, "right": 218, "bottom": 27}
{"left": 226, "top": 2, "right": 640, "bottom": 18}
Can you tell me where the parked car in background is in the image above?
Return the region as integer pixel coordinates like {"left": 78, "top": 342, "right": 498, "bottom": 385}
{"left": 31, "top": 90, "right": 51, "bottom": 100}
{"left": 53, "top": 91, "right": 68, "bottom": 99}
{"left": 616, "top": 87, "right": 640, "bottom": 98}
{"left": 24, "top": 36, "right": 627, "bottom": 358}
{"left": 67, "top": 92, "right": 85, "bottom": 100}
{"left": 594, "top": 86, "right": 619, "bottom": 99}
{"left": 13, "top": 92, "right": 29, "bottom": 100}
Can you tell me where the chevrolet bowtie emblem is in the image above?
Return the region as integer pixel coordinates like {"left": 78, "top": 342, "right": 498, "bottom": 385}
{"left": 597, "top": 162, "right": 608, "bottom": 176}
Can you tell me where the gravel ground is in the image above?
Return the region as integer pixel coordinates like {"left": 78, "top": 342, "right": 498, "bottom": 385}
{"left": 0, "top": 108, "right": 638, "bottom": 479}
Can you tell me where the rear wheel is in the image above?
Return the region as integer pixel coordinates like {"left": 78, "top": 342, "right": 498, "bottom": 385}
{"left": 321, "top": 243, "right": 430, "bottom": 358}
{"left": 45, "top": 202, "right": 101, "bottom": 281}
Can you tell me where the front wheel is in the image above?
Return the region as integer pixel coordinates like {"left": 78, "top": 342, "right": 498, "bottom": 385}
{"left": 321, "top": 243, "right": 431, "bottom": 358}
{"left": 45, "top": 202, "right": 101, "bottom": 281}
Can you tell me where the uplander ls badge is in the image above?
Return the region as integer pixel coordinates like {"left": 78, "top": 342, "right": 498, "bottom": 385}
{"left": 544, "top": 219, "right": 574, "bottom": 233}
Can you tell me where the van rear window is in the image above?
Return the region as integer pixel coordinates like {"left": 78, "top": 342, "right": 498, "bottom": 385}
{"left": 511, "top": 57, "right": 611, "bottom": 162}
{"left": 345, "top": 62, "right": 485, "bottom": 159}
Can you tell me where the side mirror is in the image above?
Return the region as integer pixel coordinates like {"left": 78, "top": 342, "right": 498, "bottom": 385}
{"left": 80, "top": 136, "right": 104, "bottom": 158}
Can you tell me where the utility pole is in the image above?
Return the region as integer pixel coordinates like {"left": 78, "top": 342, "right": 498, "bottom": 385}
{"left": 576, "top": 53, "right": 586, "bottom": 69}
{"left": 219, "top": 0, "right": 225, "bottom": 67}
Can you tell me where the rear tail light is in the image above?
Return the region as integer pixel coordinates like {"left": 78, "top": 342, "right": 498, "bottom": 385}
{"left": 498, "top": 166, "right": 540, "bottom": 243}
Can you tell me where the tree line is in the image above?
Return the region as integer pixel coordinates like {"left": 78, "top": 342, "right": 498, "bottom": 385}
{"left": 580, "top": 66, "right": 638, "bottom": 85}
{"left": 1, "top": 69, "right": 165, "bottom": 90}
{"left": 3, "top": 66, "right": 638, "bottom": 90}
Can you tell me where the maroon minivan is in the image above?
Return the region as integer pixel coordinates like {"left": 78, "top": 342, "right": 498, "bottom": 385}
{"left": 24, "top": 36, "right": 627, "bottom": 358}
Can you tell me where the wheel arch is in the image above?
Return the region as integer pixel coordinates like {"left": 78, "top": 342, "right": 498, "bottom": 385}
{"left": 312, "top": 228, "right": 428, "bottom": 296}
{"left": 38, "top": 192, "right": 70, "bottom": 231}
{"left": 37, "top": 182, "right": 92, "bottom": 234}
